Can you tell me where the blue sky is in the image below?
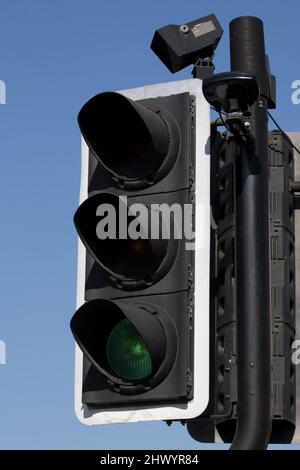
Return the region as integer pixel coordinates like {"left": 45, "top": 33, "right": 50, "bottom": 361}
{"left": 0, "top": 0, "right": 299, "bottom": 450}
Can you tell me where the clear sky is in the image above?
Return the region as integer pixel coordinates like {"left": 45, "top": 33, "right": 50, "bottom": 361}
{"left": 0, "top": 0, "right": 299, "bottom": 450}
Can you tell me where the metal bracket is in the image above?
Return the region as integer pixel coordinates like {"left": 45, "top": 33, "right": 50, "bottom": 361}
{"left": 225, "top": 113, "right": 255, "bottom": 147}
{"left": 192, "top": 58, "right": 215, "bottom": 80}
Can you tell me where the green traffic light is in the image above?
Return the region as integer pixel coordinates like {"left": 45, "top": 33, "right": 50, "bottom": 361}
{"left": 106, "top": 319, "right": 152, "bottom": 381}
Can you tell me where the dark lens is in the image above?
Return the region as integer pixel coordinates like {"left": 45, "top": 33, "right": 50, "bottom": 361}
{"left": 100, "top": 237, "right": 167, "bottom": 280}
{"left": 100, "top": 133, "right": 159, "bottom": 179}
{"left": 74, "top": 193, "right": 170, "bottom": 283}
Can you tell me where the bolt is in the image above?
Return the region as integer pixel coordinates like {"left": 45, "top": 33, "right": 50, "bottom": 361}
{"left": 258, "top": 100, "right": 264, "bottom": 109}
{"left": 180, "top": 24, "right": 189, "bottom": 34}
{"left": 244, "top": 121, "right": 251, "bottom": 129}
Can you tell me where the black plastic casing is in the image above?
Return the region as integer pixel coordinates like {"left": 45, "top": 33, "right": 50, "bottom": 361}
{"left": 151, "top": 14, "right": 223, "bottom": 73}
{"left": 188, "top": 130, "right": 296, "bottom": 444}
{"left": 80, "top": 93, "right": 196, "bottom": 408}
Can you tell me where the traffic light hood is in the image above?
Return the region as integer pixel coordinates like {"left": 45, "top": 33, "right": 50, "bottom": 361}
{"left": 70, "top": 299, "right": 177, "bottom": 392}
{"left": 77, "top": 92, "right": 179, "bottom": 187}
{"left": 74, "top": 192, "right": 177, "bottom": 289}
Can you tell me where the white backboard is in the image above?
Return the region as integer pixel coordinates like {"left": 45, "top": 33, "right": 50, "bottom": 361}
{"left": 74, "top": 79, "right": 211, "bottom": 425}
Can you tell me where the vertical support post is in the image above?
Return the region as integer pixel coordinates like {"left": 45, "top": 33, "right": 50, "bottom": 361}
{"left": 229, "top": 16, "right": 272, "bottom": 450}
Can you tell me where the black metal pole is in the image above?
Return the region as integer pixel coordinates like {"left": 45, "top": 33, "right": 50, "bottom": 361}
{"left": 229, "top": 16, "right": 272, "bottom": 450}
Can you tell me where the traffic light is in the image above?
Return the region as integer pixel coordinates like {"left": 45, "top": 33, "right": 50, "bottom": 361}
{"left": 187, "top": 130, "right": 297, "bottom": 445}
{"left": 71, "top": 79, "right": 211, "bottom": 425}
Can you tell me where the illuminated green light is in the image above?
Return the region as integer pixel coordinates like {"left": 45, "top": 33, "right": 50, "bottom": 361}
{"left": 106, "top": 319, "right": 152, "bottom": 381}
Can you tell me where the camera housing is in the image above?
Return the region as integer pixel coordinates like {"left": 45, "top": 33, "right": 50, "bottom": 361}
{"left": 151, "top": 14, "right": 223, "bottom": 73}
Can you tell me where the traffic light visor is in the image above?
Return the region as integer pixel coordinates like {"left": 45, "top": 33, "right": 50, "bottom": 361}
{"left": 74, "top": 193, "right": 174, "bottom": 285}
{"left": 70, "top": 299, "right": 174, "bottom": 387}
{"left": 78, "top": 92, "right": 173, "bottom": 182}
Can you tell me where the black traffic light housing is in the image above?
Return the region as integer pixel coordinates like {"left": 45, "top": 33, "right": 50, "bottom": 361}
{"left": 187, "top": 129, "right": 296, "bottom": 445}
{"left": 71, "top": 90, "right": 197, "bottom": 408}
